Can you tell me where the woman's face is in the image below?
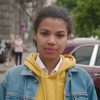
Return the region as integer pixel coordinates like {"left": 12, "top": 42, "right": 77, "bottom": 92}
{"left": 34, "top": 18, "right": 68, "bottom": 60}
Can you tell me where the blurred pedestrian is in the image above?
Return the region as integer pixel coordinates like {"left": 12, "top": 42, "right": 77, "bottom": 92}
{"left": 7, "top": 34, "right": 15, "bottom": 62}
{"left": 14, "top": 35, "right": 24, "bottom": 65}
{"left": 0, "top": 5, "right": 97, "bottom": 100}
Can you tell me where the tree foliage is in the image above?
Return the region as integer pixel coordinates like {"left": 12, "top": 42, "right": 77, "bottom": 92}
{"left": 56, "top": 0, "right": 77, "bottom": 11}
{"left": 56, "top": 0, "right": 100, "bottom": 38}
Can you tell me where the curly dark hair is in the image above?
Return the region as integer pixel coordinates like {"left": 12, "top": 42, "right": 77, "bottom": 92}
{"left": 34, "top": 5, "right": 72, "bottom": 35}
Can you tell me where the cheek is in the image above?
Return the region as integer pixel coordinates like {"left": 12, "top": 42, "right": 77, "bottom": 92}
{"left": 36, "top": 38, "right": 45, "bottom": 49}
{"left": 59, "top": 40, "right": 67, "bottom": 50}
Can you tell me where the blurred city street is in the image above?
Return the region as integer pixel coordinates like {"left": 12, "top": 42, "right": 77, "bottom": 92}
{"left": 0, "top": 45, "right": 37, "bottom": 80}
{"left": 0, "top": 0, "right": 100, "bottom": 99}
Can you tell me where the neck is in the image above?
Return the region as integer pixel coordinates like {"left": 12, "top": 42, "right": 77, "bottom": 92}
{"left": 40, "top": 57, "right": 60, "bottom": 73}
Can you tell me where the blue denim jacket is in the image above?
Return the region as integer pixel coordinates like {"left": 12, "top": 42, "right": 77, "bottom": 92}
{"left": 0, "top": 65, "right": 97, "bottom": 100}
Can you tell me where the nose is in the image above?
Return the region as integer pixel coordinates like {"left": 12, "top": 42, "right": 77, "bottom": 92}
{"left": 47, "top": 35, "right": 56, "bottom": 45}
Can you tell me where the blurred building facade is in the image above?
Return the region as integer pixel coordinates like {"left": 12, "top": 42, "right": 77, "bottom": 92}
{"left": 0, "top": 0, "right": 55, "bottom": 39}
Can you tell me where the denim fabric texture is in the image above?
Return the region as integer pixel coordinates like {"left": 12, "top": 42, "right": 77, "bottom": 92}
{"left": 0, "top": 65, "right": 97, "bottom": 100}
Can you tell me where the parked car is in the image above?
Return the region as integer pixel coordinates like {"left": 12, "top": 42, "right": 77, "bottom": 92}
{"left": 0, "top": 38, "right": 10, "bottom": 63}
{"left": 63, "top": 38, "right": 100, "bottom": 99}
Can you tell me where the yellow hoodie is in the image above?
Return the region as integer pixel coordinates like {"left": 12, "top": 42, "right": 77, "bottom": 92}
{"left": 24, "top": 53, "right": 75, "bottom": 100}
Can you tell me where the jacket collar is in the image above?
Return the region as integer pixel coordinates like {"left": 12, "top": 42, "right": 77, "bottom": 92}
{"left": 69, "top": 66, "right": 78, "bottom": 73}
{"left": 21, "top": 65, "right": 35, "bottom": 77}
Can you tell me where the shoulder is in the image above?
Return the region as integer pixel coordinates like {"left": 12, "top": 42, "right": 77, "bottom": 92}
{"left": 66, "top": 66, "right": 97, "bottom": 100}
{"left": 71, "top": 65, "right": 90, "bottom": 76}
{"left": 7, "top": 65, "right": 24, "bottom": 74}
{"left": 70, "top": 65, "right": 93, "bottom": 84}
{"left": 0, "top": 65, "right": 26, "bottom": 86}
{"left": 3, "top": 65, "right": 25, "bottom": 81}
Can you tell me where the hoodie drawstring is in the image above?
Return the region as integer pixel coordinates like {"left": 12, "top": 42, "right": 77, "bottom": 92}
{"left": 41, "top": 72, "right": 47, "bottom": 100}
{"left": 56, "top": 73, "right": 59, "bottom": 100}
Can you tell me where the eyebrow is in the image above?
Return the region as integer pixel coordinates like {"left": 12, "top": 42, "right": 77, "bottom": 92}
{"left": 39, "top": 29, "right": 66, "bottom": 34}
{"left": 56, "top": 31, "right": 66, "bottom": 34}
{"left": 39, "top": 29, "right": 49, "bottom": 32}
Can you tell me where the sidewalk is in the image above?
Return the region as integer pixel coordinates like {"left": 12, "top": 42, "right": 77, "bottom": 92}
{"left": 0, "top": 52, "right": 27, "bottom": 73}
{"left": 0, "top": 45, "right": 37, "bottom": 73}
{"left": 0, "top": 44, "right": 37, "bottom": 80}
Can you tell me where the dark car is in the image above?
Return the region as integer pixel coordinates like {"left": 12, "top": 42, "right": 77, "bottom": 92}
{"left": 63, "top": 38, "right": 100, "bottom": 99}
{"left": 0, "top": 38, "right": 10, "bottom": 63}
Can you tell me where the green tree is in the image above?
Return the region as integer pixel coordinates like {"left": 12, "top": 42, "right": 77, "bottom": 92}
{"left": 56, "top": 0, "right": 100, "bottom": 38}
{"left": 75, "top": 0, "right": 100, "bottom": 37}
{"left": 56, "top": 0, "right": 77, "bottom": 12}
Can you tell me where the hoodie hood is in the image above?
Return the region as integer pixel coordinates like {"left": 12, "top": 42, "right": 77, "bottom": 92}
{"left": 24, "top": 53, "right": 43, "bottom": 77}
{"left": 24, "top": 53, "right": 76, "bottom": 100}
{"left": 58, "top": 54, "right": 76, "bottom": 72}
{"left": 24, "top": 53, "right": 76, "bottom": 76}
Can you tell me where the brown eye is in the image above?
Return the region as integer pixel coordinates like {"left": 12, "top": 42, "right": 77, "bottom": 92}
{"left": 40, "top": 32, "right": 48, "bottom": 36}
{"left": 56, "top": 34, "right": 65, "bottom": 38}
{"left": 39, "top": 29, "right": 49, "bottom": 36}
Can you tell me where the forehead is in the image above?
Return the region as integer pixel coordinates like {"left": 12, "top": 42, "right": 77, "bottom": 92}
{"left": 38, "top": 17, "right": 67, "bottom": 29}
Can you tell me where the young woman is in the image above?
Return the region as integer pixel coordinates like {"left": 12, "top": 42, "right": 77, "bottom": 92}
{"left": 0, "top": 5, "right": 97, "bottom": 100}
